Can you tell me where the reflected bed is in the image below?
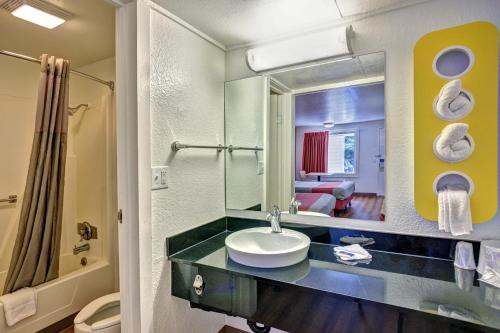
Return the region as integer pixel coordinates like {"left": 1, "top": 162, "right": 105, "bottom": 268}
{"left": 295, "top": 180, "right": 355, "bottom": 199}
{"left": 295, "top": 180, "right": 355, "bottom": 213}
{"left": 295, "top": 193, "right": 336, "bottom": 216}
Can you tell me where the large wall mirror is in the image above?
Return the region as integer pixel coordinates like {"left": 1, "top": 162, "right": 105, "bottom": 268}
{"left": 225, "top": 51, "right": 386, "bottom": 222}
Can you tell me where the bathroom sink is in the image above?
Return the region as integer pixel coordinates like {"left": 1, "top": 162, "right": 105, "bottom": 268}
{"left": 225, "top": 227, "right": 311, "bottom": 268}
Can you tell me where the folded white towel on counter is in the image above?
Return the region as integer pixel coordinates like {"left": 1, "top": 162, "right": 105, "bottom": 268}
{"left": 336, "top": 258, "right": 372, "bottom": 266}
{"left": 339, "top": 235, "right": 375, "bottom": 246}
{"left": 478, "top": 240, "right": 500, "bottom": 274}
{"left": 437, "top": 304, "right": 480, "bottom": 323}
{"left": 434, "top": 123, "right": 473, "bottom": 162}
{"left": 477, "top": 241, "right": 500, "bottom": 288}
{"left": 438, "top": 185, "right": 473, "bottom": 236}
{"left": 334, "top": 244, "right": 372, "bottom": 261}
{"left": 479, "top": 269, "right": 500, "bottom": 288}
{"left": 436, "top": 79, "right": 472, "bottom": 120}
{"left": 420, "top": 302, "right": 483, "bottom": 324}
{"left": 0, "top": 288, "right": 37, "bottom": 327}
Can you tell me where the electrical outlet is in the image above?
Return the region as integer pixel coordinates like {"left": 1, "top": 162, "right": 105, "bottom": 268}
{"left": 152, "top": 166, "right": 168, "bottom": 190}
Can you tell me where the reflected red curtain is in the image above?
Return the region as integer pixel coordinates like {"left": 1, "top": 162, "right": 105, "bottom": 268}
{"left": 302, "top": 131, "right": 329, "bottom": 173}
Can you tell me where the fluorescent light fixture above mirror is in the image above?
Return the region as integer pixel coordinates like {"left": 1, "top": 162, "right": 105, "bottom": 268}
{"left": 1, "top": 0, "right": 72, "bottom": 29}
{"left": 246, "top": 26, "right": 353, "bottom": 72}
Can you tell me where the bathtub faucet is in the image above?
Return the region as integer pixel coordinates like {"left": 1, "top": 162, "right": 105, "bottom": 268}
{"left": 73, "top": 243, "right": 90, "bottom": 255}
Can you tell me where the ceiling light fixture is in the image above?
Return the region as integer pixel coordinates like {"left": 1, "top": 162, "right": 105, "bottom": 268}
{"left": 246, "top": 25, "right": 353, "bottom": 73}
{"left": 1, "top": 0, "right": 72, "bottom": 29}
{"left": 323, "top": 121, "right": 335, "bottom": 129}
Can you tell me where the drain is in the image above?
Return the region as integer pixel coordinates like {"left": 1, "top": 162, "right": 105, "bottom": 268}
{"left": 80, "top": 257, "right": 88, "bottom": 266}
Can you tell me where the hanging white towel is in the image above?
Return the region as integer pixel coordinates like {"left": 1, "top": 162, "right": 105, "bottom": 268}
{"left": 434, "top": 123, "right": 473, "bottom": 162}
{"left": 436, "top": 79, "right": 472, "bottom": 120}
{"left": 438, "top": 185, "right": 473, "bottom": 236}
{"left": 0, "top": 288, "right": 37, "bottom": 327}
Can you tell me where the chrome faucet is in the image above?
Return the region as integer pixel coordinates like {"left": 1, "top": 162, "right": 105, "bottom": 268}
{"left": 289, "top": 197, "right": 301, "bottom": 214}
{"left": 73, "top": 243, "right": 90, "bottom": 255}
{"left": 266, "top": 205, "right": 282, "bottom": 233}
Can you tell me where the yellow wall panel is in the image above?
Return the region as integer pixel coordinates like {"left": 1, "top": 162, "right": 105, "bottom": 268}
{"left": 414, "top": 21, "right": 498, "bottom": 223}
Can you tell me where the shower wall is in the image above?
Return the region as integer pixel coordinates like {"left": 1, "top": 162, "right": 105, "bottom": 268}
{"left": 64, "top": 57, "right": 117, "bottom": 266}
{"left": 0, "top": 56, "right": 116, "bottom": 291}
{"left": 0, "top": 56, "right": 39, "bottom": 290}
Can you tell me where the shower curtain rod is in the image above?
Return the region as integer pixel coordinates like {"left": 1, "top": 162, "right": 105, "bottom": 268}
{"left": 0, "top": 50, "right": 114, "bottom": 91}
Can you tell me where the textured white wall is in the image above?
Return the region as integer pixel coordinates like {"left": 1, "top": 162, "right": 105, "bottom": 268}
{"left": 149, "top": 6, "right": 226, "bottom": 333}
{"left": 226, "top": 0, "right": 500, "bottom": 240}
{"left": 295, "top": 120, "right": 385, "bottom": 195}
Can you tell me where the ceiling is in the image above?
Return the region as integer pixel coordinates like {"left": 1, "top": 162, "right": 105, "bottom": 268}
{"left": 270, "top": 52, "right": 385, "bottom": 90}
{"left": 295, "top": 83, "right": 385, "bottom": 126}
{"left": 0, "top": 0, "right": 115, "bottom": 67}
{"left": 153, "top": 0, "right": 432, "bottom": 48}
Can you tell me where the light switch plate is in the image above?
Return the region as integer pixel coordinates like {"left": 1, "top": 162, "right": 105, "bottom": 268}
{"left": 257, "top": 161, "right": 264, "bottom": 175}
{"left": 152, "top": 166, "right": 168, "bottom": 190}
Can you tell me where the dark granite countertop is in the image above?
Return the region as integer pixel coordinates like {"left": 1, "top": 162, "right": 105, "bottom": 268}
{"left": 168, "top": 220, "right": 500, "bottom": 331}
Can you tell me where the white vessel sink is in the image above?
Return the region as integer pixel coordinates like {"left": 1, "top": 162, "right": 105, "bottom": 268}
{"left": 225, "top": 227, "right": 311, "bottom": 268}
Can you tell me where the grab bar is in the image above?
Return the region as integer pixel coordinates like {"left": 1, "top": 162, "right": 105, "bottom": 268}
{"left": 0, "top": 195, "right": 17, "bottom": 204}
{"left": 227, "top": 145, "right": 264, "bottom": 152}
{"left": 171, "top": 141, "right": 226, "bottom": 152}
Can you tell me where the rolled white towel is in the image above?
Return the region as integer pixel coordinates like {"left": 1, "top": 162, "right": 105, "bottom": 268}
{"left": 436, "top": 79, "right": 472, "bottom": 120}
{"left": 434, "top": 123, "right": 473, "bottom": 162}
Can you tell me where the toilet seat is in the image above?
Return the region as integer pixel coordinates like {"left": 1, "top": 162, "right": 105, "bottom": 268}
{"left": 74, "top": 293, "right": 120, "bottom": 333}
{"left": 90, "top": 313, "right": 120, "bottom": 331}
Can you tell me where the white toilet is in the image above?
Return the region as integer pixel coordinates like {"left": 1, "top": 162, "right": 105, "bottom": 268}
{"left": 74, "top": 293, "right": 121, "bottom": 333}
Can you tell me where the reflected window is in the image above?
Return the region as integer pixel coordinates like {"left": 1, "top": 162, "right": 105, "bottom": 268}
{"left": 328, "top": 131, "right": 358, "bottom": 175}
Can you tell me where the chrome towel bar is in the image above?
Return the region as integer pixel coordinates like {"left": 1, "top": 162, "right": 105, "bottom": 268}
{"left": 171, "top": 141, "right": 226, "bottom": 152}
{"left": 0, "top": 195, "right": 17, "bottom": 204}
{"left": 227, "top": 145, "right": 264, "bottom": 152}
{"left": 171, "top": 141, "right": 264, "bottom": 153}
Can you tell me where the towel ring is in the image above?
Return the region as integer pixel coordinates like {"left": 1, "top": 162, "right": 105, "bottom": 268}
{"left": 433, "top": 171, "right": 474, "bottom": 196}
{"left": 432, "top": 133, "right": 475, "bottom": 163}
{"left": 432, "top": 88, "right": 474, "bottom": 121}
{"left": 432, "top": 45, "right": 475, "bottom": 79}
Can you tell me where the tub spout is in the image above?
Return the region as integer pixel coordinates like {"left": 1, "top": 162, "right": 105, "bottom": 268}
{"left": 73, "top": 243, "right": 90, "bottom": 255}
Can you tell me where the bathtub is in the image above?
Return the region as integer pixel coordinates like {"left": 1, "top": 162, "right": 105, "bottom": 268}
{"left": 0, "top": 254, "right": 116, "bottom": 333}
